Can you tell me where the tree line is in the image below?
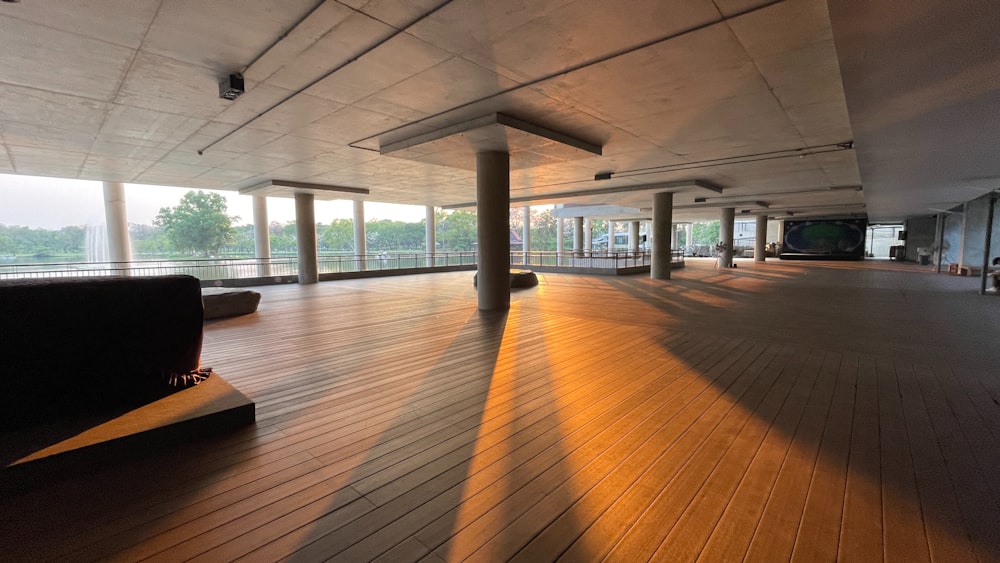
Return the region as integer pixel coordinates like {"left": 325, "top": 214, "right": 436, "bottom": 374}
{"left": 2, "top": 190, "right": 727, "bottom": 260}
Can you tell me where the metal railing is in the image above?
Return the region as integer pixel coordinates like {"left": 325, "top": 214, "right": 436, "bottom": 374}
{"left": 0, "top": 253, "right": 479, "bottom": 282}
{"left": 0, "top": 249, "right": 680, "bottom": 282}
{"left": 510, "top": 250, "right": 670, "bottom": 269}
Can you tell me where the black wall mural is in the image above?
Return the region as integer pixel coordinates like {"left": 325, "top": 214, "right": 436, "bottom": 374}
{"left": 781, "top": 218, "right": 867, "bottom": 260}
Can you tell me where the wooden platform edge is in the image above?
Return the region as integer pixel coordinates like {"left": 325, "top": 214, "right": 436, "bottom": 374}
{"left": 1, "top": 373, "right": 255, "bottom": 495}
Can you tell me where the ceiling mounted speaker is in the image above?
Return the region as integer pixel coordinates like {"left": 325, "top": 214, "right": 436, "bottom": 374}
{"left": 219, "top": 74, "right": 245, "bottom": 101}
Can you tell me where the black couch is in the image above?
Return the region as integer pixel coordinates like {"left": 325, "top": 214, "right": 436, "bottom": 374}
{"left": 0, "top": 275, "right": 205, "bottom": 430}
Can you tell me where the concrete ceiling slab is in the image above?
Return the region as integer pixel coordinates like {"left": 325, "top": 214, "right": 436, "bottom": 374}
{"left": 306, "top": 33, "right": 453, "bottom": 105}
{"left": 81, "top": 155, "right": 159, "bottom": 184}
{"left": 341, "top": 0, "right": 449, "bottom": 29}
{"left": 0, "top": 0, "right": 159, "bottom": 49}
{"left": 0, "top": 15, "right": 134, "bottom": 102}
{"left": 829, "top": 0, "right": 1000, "bottom": 221}
{"left": 454, "top": 0, "right": 722, "bottom": 83}
{"left": 266, "top": 11, "right": 396, "bottom": 94}
{"left": 115, "top": 52, "right": 230, "bottom": 120}
{"left": 0, "top": 85, "right": 110, "bottom": 137}
{"left": 7, "top": 146, "right": 86, "bottom": 178}
{"left": 1, "top": 122, "right": 97, "bottom": 155}
{"left": 1, "top": 0, "right": 993, "bottom": 221}
{"left": 142, "top": 0, "right": 321, "bottom": 72}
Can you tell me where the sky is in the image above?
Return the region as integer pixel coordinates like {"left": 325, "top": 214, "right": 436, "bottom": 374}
{"left": 0, "top": 173, "right": 427, "bottom": 229}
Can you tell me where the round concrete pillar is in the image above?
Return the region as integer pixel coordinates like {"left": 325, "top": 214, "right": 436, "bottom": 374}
{"left": 556, "top": 217, "right": 565, "bottom": 263}
{"left": 630, "top": 220, "right": 640, "bottom": 253}
{"left": 522, "top": 206, "right": 531, "bottom": 265}
{"left": 755, "top": 214, "right": 767, "bottom": 262}
{"left": 353, "top": 199, "right": 366, "bottom": 272}
{"left": 426, "top": 205, "right": 436, "bottom": 267}
{"left": 252, "top": 195, "right": 271, "bottom": 276}
{"left": 573, "top": 217, "right": 584, "bottom": 257}
{"left": 476, "top": 151, "right": 510, "bottom": 311}
{"left": 652, "top": 191, "right": 673, "bottom": 279}
{"left": 584, "top": 218, "right": 593, "bottom": 255}
{"left": 719, "top": 207, "right": 735, "bottom": 268}
{"left": 295, "top": 193, "right": 318, "bottom": 284}
{"left": 102, "top": 181, "right": 132, "bottom": 263}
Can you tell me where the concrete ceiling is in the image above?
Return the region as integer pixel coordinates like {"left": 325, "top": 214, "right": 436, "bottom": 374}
{"left": 0, "top": 0, "right": 995, "bottom": 223}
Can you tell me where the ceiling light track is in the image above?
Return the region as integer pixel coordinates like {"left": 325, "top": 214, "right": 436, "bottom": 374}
{"left": 442, "top": 179, "right": 722, "bottom": 209}
{"left": 595, "top": 141, "right": 854, "bottom": 181}
{"left": 196, "top": 0, "right": 455, "bottom": 156}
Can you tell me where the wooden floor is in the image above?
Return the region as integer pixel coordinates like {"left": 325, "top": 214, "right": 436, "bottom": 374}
{"left": 3, "top": 259, "right": 999, "bottom": 562}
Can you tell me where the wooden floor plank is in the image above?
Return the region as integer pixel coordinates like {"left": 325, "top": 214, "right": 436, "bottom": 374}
{"left": 695, "top": 351, "right": 842, "bottom": 563}
{"left": 837, "top": 355, "right": 885, "bottom": 562}
{"left": 464, "top": 340, "right": 771, "bottom": 563}
{"left": 648, "top": 347, "right": 830, "bottom": 562}
{"left": 556, "top": 344, "right": 795, "bottom": 562}
{"left": 913, "top": 363, "right": 1000, "bottom": 561}
{"left": 182, "top": 329, "right": 698, "bottom": 561}
{"left": 895, "top": 360, "right": 980, "bottom": 563}
{"left": 788, "top": 352, "right": 858, "bottom": 563}
{"left": 876, "top": 357, "right": 931, "bottom": 563}
{"left": 298, "top": 339, "right": 756, "bottom": 562}
{"left": 742, "top": 349, "right": 841, "bottom": 562}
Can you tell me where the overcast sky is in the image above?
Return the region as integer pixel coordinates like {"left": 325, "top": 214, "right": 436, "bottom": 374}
{"left": 0, "top": 173, "right": 426, "bottom": 229}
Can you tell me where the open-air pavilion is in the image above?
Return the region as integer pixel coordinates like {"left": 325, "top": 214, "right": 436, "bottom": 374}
{"left": 1, "top": 0, "right": 999, "bottom": 561}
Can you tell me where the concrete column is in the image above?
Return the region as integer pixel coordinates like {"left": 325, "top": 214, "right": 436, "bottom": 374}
{"left": 776, "top": 219, "right": 786, "bottom": 255}
{"left": 294, "top": 192, "right": 318, "bottom": 284}
{"left": 573, "top": 217, "right": 583, "bottom": 257}
{"left": 685, "top": 223, "right": 693, "bottom": 249}
{"left": 755, "top": 214, "right": 767, "bottom": 262}
{"left": 957, "top": 201, "right": 969, "bottom": 269}
{"left": 607, "top": 220, "right": 615, "bottom": 252}
{"left": 426, "top": 205, "right": 436, "bottom": 267}
{"left": 652, "top": 192, "right": 674, "bottom": 279}
{"left": 476, "top": 151, "right": 510, "bottom": 311}
{"left": 353, "top": 199, "right": 366, "bottom": 271}
{"left": 630, "top": 221, "right": 640, "bottom": 253}
{"left": 980, "top": 194, "right": 996, "bottom": 295}
{"left": 934, "top": 212, "right": 945, "bottom": 273}
{"left": 522, "top": 206, "right": 531, "bottom": 265}
{"left": 556, "top": 217, "right": 565, "bottom": 263}
{"left": 584, "top": 218, "right": 593, "bottom": 255}
{"left": 670, "top": 223, "right": 677, "bottom": 250}
{"left": 720, "top": 207, "right": 735, "bottom": 268}
{"left": 102, "top": 181, "right": 131, "bottom": 263}
{"left": 252, "top": 195, "right": 271, "bottom": 277}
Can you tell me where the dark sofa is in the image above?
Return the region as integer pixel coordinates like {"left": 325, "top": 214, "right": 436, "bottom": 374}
{"left": 0, "top": 275, "right": 205, "bottom": 430}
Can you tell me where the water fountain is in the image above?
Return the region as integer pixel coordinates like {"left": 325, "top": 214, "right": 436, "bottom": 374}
{"left": 85, "top": 224, "right": 109, "bottom": 263}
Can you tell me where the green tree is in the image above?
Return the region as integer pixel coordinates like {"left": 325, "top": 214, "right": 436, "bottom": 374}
{"left": 154, "top": 191, "right": 237, "bottom": 257}
{"left": 531, "top": 208, "right": 558, "bottom": 250}
{"left": 225, "top": 224, "right": 256, "bottom": 255}
{"left": 269, "top": 221, "right": 297, "bottom": 254}
{"left": 322, "top": 219, "right": 355, "bottom": 251}
{"left": 691, "top": 221, "right": 720, "bottom": 246}
{"left": 367, "top": 219, "right": 425, "bottom": 251}
{"left": 438, "top": 210, "right": 477, "bottom": 251}
{"left": 129, "top": 223, "right": 170, "bottom": 256}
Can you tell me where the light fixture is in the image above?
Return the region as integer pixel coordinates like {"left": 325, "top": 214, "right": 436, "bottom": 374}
{"left": 594, "top": 171, "right": 613, "bottom": 181}
{"left": 218, "top": 74, "right": 245, "bottom": 101}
